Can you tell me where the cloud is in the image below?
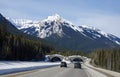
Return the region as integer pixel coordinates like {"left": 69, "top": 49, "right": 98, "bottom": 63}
{"left": 72, "top": 13, "right": 120, "bottom": 37}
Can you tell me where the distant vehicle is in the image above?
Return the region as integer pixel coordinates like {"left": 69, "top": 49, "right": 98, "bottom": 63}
{"left": 74, "top": 62, "right": 81, "bottom": 69}
{"left": 60, "top": 62, "right": 67, "bottom": 67}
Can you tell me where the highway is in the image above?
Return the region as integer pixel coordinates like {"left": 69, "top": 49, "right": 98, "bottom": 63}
{"left": 0, "top": 63, "right": 107, "bottom": 77}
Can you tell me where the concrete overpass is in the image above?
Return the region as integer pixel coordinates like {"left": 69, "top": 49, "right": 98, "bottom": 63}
{"left": 45, "top": 54, "right": 65, "bottom": 62}
{"left": 68, "top": 55, "right": 83, "bottom": 62}
{"left": 45, "top": 54, "right": 85, "bottom": 62}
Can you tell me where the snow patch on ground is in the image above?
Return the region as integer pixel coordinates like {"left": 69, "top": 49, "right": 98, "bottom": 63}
{"left": 85, "top": 59, "right": 120, "bottom": 77}
{"left": 83, "top": 64, "right": 107, "bottom": 77}
{"left": 0, "top": 61, "right": 60, "bottom": 75}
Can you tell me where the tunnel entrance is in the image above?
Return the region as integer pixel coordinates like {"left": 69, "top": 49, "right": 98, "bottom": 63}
{"left": 50, "top": 57, "right": 62, "bottom": 62}
{"left": 73, "top": 58, "right": 83, "bottom": 62}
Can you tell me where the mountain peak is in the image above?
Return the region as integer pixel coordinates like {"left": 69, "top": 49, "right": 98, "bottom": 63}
{"left": 44, "top": 14, "right": 62, "bottom": 22}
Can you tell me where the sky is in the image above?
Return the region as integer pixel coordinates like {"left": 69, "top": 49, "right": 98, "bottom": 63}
{"left": 0, "top": 0, "right": 120, "bottom": 37}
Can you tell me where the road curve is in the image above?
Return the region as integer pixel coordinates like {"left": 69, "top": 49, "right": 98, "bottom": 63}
{"left": 0, "top": 63, "right": 107, "bottom": 77}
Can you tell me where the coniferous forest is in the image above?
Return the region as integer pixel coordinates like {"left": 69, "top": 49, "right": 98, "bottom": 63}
{"left": 0, "top": 17, "right": 53, "bottom": 61}
{"left": 91, "top": 49, "right": 120, "bottom": 72}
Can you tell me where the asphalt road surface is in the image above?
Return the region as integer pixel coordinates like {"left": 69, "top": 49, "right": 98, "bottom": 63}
{"left": 0, "top": 63, "right": 107, "bottom": 77}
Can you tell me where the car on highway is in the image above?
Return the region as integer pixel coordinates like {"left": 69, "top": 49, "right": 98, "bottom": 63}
{"left": 60, "top": 62, "right": 67, "bottom": 67}
{"left": 74, "top": 62, "right": 81, "bottom": 69}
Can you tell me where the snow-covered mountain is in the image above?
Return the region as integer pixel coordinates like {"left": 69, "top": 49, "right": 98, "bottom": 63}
{"left": 8, "top": 14, "right": 120, "bottom": 51}
{"left": 8, "top": 14, "right": 83, "bottom": 38}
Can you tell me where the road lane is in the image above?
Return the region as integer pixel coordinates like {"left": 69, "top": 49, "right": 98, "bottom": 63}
{"left": 0, "top": 63, "right": 107, "bottom": 77}
{"left": 16, "top": 64, "right": 88, "bottom": 77}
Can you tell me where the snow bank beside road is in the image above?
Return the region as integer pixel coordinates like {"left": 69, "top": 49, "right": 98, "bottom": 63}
{"left": 0, "top": 61, "right": 60, "bottom": 75}
{"left": 85, "top": 60, "right": 120, "bottom": 77}
{"left": 83, "top": 64, "right": 107, "bottom": 77}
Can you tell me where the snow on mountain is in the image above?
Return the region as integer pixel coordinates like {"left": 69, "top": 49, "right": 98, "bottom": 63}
{"left": 7, "top": 14, "right": 120, "bottom": 45}
{"left": 7, "top": 18, "right": 39, "bottom": 29}
{"left": 79, "top": 25, "right": 120, "bottom": 45}
{"left": 43, "top": 14, "right": 62, "bottom": 22}
{"left": 8, "top": 14, "right": 83, "bottom": 38}
{"left": 80, "top": 25, "right": 108, "bottom": 38}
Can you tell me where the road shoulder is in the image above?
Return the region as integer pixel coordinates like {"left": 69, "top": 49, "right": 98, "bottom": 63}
{"left": 84, "top": 61, "right": 120, "bottom": 77}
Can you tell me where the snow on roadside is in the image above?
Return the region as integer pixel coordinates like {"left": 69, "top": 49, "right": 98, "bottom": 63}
{"left": 62, "top": 59, "right": 71, "bottom": 64}
{"left": 85, "top": 59, "right": 120, "bottom": 77}
{"left": 83, "top": 64, "right": 107, "bottom": 77}
{"left": 0, "top": 61, "right": 60, "bottom": 75}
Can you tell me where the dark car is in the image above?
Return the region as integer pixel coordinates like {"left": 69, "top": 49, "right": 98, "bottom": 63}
{"left": 74, "top": 62, "right": 81, "bottom": 69}
{"left": 60, "top": 62, "right": 67, "bottom": 67}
